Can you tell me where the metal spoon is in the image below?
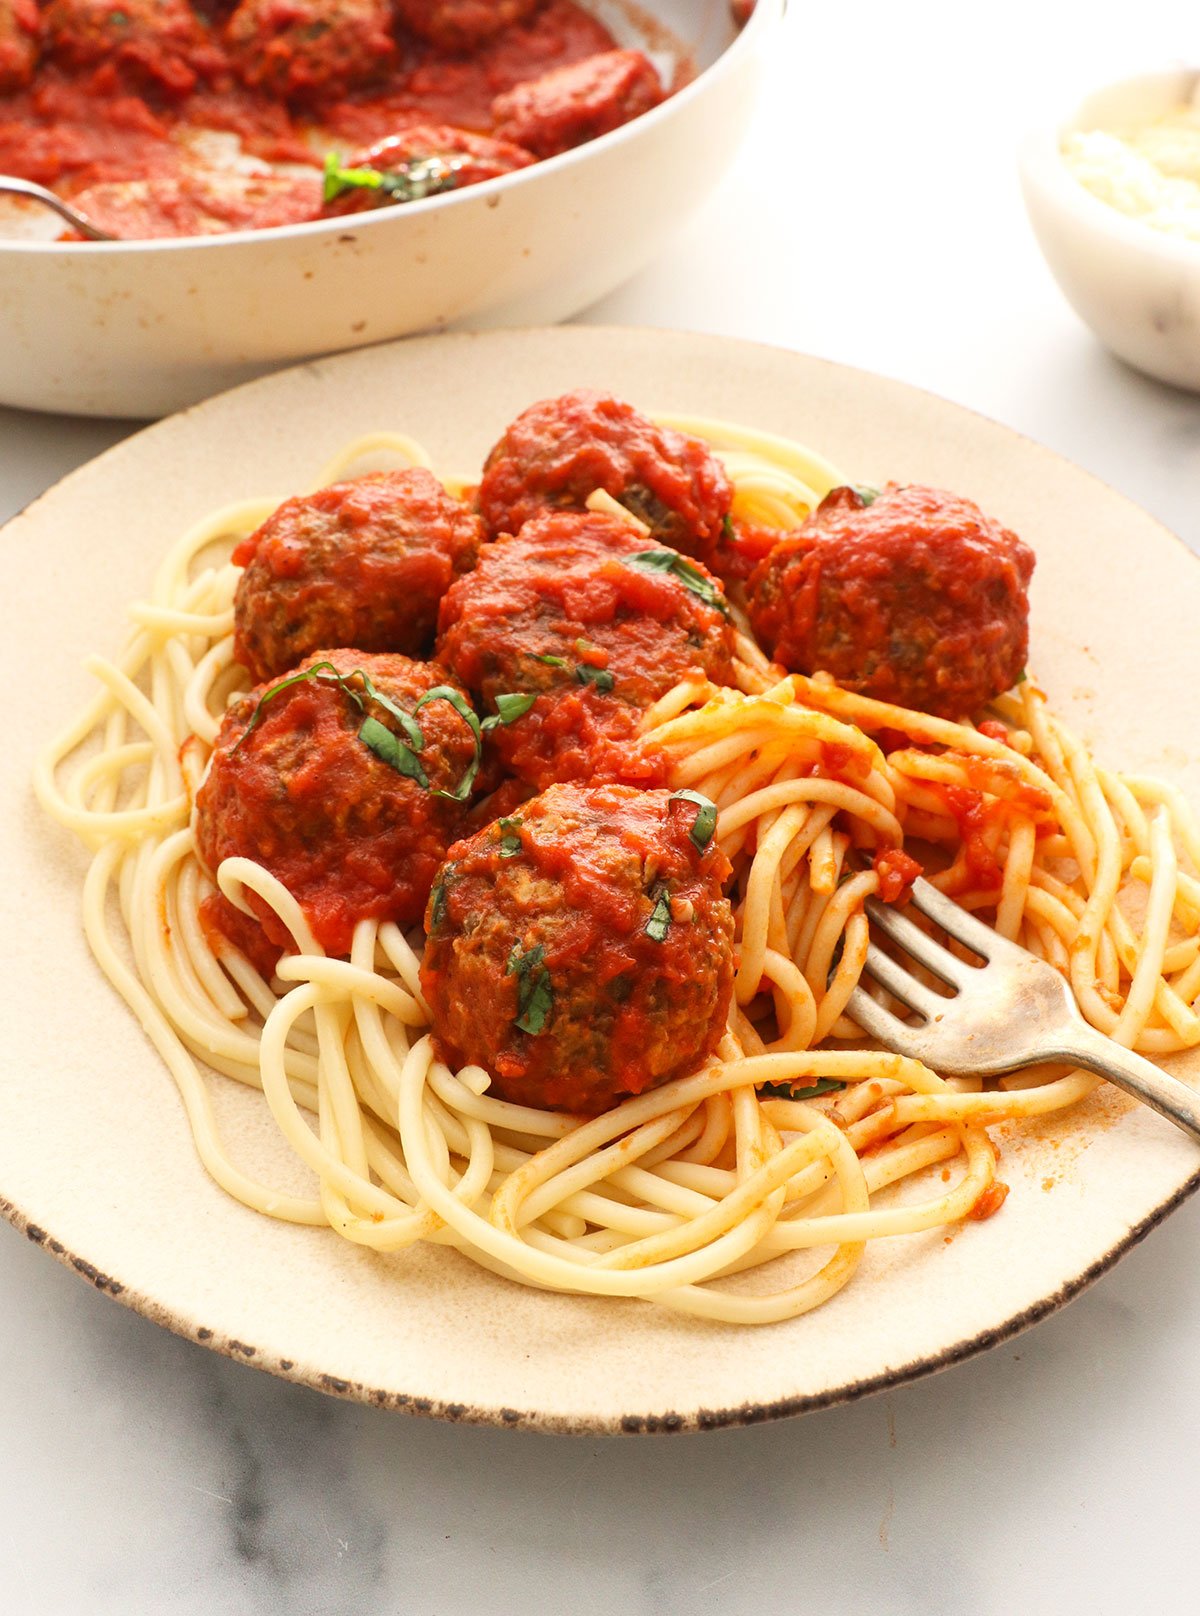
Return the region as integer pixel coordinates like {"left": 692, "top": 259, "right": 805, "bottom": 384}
{"left": 0, "top": 176, "right": 117, "bottom": 241}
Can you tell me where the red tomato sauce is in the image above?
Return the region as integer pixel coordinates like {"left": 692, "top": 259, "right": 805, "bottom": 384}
{"left": 0, "top": 0, "right": 626, "bottom": 227}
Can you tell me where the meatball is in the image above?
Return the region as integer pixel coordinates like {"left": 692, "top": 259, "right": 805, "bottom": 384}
{"left": 491, "top": 49, "right": 662, "bottom": 159}
{"left": 422, "top": 782, "right": 735, "bottom": 1112}
{"left": 323, "top": 125, "right": 535, "bottom": 214}
{"left": 435, "top": 510, "right": 735, "bottom": 789}
{"left": 41, "top": 0, "right": 217, "bottom": 94}
{"left": 0, "top": 0, "right": 39, "bottom": 94}
{"left": 232, "top": 470, "right": 481, "bottom": 683}
{"left": 225, "top": 0, "right": 394, "bottom": 98}
{"left": 195, "top": 649, "right": 485, "bottom": 957}
{"left": 392, "top": 0, "right": 543, "bottom": 53}
{"left": 478, "top": 389, "right": 733, "bottom": 562}
{"left": 746, "top": 484, "right": 1036, "bottom": 717}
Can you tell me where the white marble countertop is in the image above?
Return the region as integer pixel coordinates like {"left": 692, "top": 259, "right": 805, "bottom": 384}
{"left": 3, "top": 3, "right": 1200, "bottom": 1611}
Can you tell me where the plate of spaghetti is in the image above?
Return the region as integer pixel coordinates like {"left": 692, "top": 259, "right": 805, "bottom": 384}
{"left": 11, "top": 326, "right": 1200, "bottom": 1432}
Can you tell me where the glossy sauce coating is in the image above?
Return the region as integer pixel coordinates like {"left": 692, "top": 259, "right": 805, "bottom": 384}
{"left": 232, "top": 469, "right": 482, "bottom": 682}
{"left": 0, "top": 0, "right": 655, "bottom": 234}
{"left": 392, "top": 0, "right": 543, "bottom": 52}
{"left": 225, "top": 0, "right": 396, "bottom": 99}
{"left": 491, "top": 47, "right": 661, "bottom": 158}
{"left": 421, "top": 782, "right": 736, "bottom": 1112}
{"left": 436, "top": 509, "right": 735, "bottom": 789}
{"left": 195, "top": 648, "right": 483, "bottom": 957}
{"left": 747, "top": 484, "right": 1035, "bottom": 717}
{"left": 478, "top": 389, "right": 734, "bottom": 561}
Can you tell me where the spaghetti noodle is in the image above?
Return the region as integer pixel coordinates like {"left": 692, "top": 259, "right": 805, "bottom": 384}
{"left": 34, "top": 419, "right": 1200, "bottom": 1325}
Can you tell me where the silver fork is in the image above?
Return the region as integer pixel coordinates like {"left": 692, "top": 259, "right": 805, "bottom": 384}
{"left": 847, "top": 877, "right": 1200, "bottom": 1142}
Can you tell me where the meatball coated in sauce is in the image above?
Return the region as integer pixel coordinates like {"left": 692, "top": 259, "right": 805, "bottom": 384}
{"left": 0, "top": 0, "right": 39, "bottom": 94}
{"left": 225, "top": 0, "right": 394, "bottom": 98}
{"left": 325, "top": 125, "right": 535, "bottom": 214}
{"left": 422, "top": 783, "right": 735, "bottom": 1113}
{"left": 477, "top": 390, "right": 733, "bottom": 562}
{"left": 435, "top": 510, "right": 735, "bottom": 790}
{"left": 195, "top": 649, "right": 484, "bottom": 958}
{"left": 41, "top": 0, "right": 218, "bottom": 94}
{"left": 491, "top": 48, "right": 662, "bottom": 158}
{"left": 232, "top": 469, "right": 481, "bottom": 684}
{"left": 746, "top": 484, "right": 1035, "bottom": 718}
{"left": 392, "top": 0, "right": 544, "bottom": 52}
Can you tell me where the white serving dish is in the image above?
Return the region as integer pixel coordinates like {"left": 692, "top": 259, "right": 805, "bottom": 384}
{"left": 0, "top": 0, "right": 781, "bottom": 418}
{"left": 1019, "top": 66, "right": 1200, "bottom": 392}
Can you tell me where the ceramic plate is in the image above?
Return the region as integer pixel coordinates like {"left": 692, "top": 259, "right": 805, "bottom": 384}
{"left": 5, "top": 328, "right": 1199, "bottom": 1432}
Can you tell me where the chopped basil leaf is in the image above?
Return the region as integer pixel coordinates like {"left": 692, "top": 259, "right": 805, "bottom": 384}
{"left": 429, "top": 876, "right": 447, "bottom": 930}
{"left": 498, "top": 816, "right": 524, "bottom": 858}
{"left": 669, "top": 788, "right": 718, "bottom": 853}
{"left": 359, "top": 715, "right": 429, "bottom": 786}
{"left": 232, "top": 659, "right": 344, "bottom": 752}
{"left": 483, "top": 691, "right": 537, "bottom": 730}
{"left": 645, "top": 888, "right": 672, "bottom": 943}
{"left": 722, "top": 513, "right": 735, "bottom": 541}
{"left": 532, "top": 653, "right": 568, "bottom": 668}
{"left": 761, "top": 1078, "right": 847, "bottom": 1101}
{"left": 576, "top": 664, "right": 615, "bottom": 693}
{"left": 623, "top": 549, "right": 731, "bottom": 618}
{"left": 850, "top": 484, "right": 880, "bottom": 507}
{"left": 233, "top": 660, "right": 492, "bottom": 798}
{"left": 506, "top": 942, "right": 552, "bottom": 1035}
{"left": 322, "top": 150, "right": 463, "bottom": 208}
{"left": 1015, "top": 668, "right": 1028, "bottom": 685}
{"left": 406, "top": 684, "right": 489, "bottom": 801}
{"left": 357, "top": 671, "right": 424, "bottom": 749}
{"left": 515, "top": 971, "right": 552, "bottom": 1035}
{"left": 414, "top": 683, "right": 482, "bottom": 742}
{"left": 507, "top": 942, "right": 544, "bottom": 975}
{"left": 322, "top": 152, "right": 385, "bottom": 204}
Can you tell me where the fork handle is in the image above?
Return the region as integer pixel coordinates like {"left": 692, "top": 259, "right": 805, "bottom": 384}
{"left": 1056, "top": 1027, "right": 1200, "bottom": 1144}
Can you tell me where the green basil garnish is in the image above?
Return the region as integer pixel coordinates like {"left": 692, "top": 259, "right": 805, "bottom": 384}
{"left": 644, "top": 888, "right": 672, "bottom": 943}
{"left": 234, "top": 662, "right": 488, "bottom": 800}
{"left": 413, "top": 683, "right": 486, "bottom": 801}
{"left": 506, "top": 942, "right": 553, "bottom": 1036}
{"left": 576, "top": 664, "right": 615, "bottom": 693}
{"left": 323, "top": 153, "right": 385, "bottom": 204}
{"left": 322, "top": 150, "right": 463, "bottom": 208}
{"left": 358, "top": 714, "right": 428, "bottom": 785}
{"left": 623, "top": 550, "right": 730, "bottom": 618}
{"left": 532, "top": 653, "right": 568, "bottom": 668}
{"left": 761, "top": 1078, "right": 847, "bottom": 1101}
{"left": 497, "top": 816, "right": 524, "bottom": 857}
{"left": 232, "top": 659, "right": 342, "bottom": 752}
{"left": 669, "top": 788, "right": 718, "bottom": 853}
{"left": 849, "top": 484, "right": 880, "bottom": 507}
{"left": 485, "top": 691, "right": 537, "bottom": 727}
{"left": 429, "top": 876, "right": 448, "bottom": 930}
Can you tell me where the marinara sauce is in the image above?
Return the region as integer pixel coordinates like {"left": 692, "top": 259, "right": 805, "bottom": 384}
{"left": 421, "top": 782, "right": 736, "bottom": 1113}
{"left": 0, "top": 0, "right": 654, "bottom": 234}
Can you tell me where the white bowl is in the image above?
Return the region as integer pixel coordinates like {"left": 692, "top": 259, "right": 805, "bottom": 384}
{"left": 0, "top": 0, "right": 782, "bottom": 418}
{"left": 1019, "top": 67, "right": 1200, "bottom": 392}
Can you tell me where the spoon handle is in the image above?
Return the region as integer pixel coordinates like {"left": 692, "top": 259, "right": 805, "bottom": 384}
{"left": 0, "top": 176, "right": 115, "bottom": 241}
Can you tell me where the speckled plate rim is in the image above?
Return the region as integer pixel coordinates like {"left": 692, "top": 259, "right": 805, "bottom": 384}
{"left": 4, "top": 1161, "right": 1198, "bottom": 1434}
{"left": 4, "top": 326, "right": 1199, "bottom": 1435}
